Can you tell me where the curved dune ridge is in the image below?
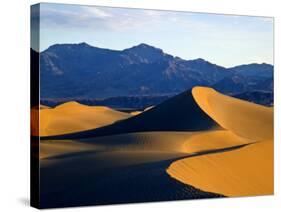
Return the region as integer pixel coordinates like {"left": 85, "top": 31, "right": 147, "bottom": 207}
{"left": 38, "top": 101, "right": 132, "bottom": 136}
{"left": 167, "top": 140, "right": 273, "bottom": 197}
{"left": 192, "top": 87, "right": 273, "bottom": 140}
{"left": 41, "top": 89, "right": 221, "bottom": 140}
{"left": 167, "top": 86, "right": 273, "bottom": 197}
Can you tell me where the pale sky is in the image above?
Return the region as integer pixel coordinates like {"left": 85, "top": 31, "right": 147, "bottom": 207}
{"left": 36, "top": 3, "right": 274, "bottom": 68}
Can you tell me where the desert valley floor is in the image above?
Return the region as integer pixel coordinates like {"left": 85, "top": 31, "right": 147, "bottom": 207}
{"left": 32, "top": 86, "right": 273, "bottom": 208}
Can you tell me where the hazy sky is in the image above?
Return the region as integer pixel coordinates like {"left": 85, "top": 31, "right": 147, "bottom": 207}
{"left": 38, "top": 3, "right": 274, "bottom": 67}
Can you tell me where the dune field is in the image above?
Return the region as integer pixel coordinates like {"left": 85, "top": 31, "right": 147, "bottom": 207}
{"left": 37, "top": 86, "right": 273, "bottom": 208}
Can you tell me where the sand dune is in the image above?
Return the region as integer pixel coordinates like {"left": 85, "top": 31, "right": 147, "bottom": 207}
{"left": 39, "top": 101, "right": 132, "bottom": 136}
{"left": 192, "top": 87, "right": 273, "bottom": 140}
{"left": 167, "top": 86, "right": 274, "bottom": 197}
{"left": 41, "top": 90, "right": 221, "bottom": 140}
{"left": 40, "top": 104, "right": 50, "bottom": 109}
{"left": 167, "top": 139, "right": 273, "bottom": 197}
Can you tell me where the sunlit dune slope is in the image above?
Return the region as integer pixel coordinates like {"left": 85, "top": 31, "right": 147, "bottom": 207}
{"left": 167, "top": 86, "right": 274, "bottom": 197}
{"left": 183, "top": 130, "right": 251, "bottom": 153}
{"left": 41, "top": 90, "right": 221, "bottom": 140}
{"left": 130, "top": 111, "right": 142, "bottom": 116}
{"left": 192, "top": 86, "right": 273, "bottom": 140}
{"left": 39, "top": 101, "right": 132, "bottom": 136}
{"left": 167, "top": 139, "right": 273, "bottom": 197}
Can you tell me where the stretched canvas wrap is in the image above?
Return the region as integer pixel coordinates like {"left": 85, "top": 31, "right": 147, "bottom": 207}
{"left": 31, "top": 3, "right": 274, "bottom": 209}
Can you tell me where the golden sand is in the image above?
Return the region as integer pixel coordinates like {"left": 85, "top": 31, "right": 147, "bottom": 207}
{"left": 183, "top": 130, "right": 251, "bottom": 153}
{"left": 167, "top": 139, "right": 273, "bottom": 197}
{"left": 167, "top": 86, "right": 274, "bottom": 197}
{"left": 130, "top": 111, "right": 142, "bottom": 116}
{"left": 39, "top": 101, "right": 132, "bottom": 136}
{"left": 192, "top": 87, "right": 273, "bottom": 140}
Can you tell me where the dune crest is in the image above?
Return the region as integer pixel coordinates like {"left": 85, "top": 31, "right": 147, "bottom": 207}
{"left": 41, "top": 89, "right": 221, "bottom": 140}
{"left": 39, "top": 101, "right": 132, "bottom": 136}
{"left": 192, "top": 86, "right": 273, "bottom": 140}
{"left": 40, "top": 104, "right": 50, "bottom": 109}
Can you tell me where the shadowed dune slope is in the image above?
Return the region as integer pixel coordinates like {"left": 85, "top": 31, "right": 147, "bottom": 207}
{"left": 41, "top": 89, "right": 221, "bottom": 140}
{"left": 74, "top": 130, "right": 250, "bottom": 155}
{"left": 192, "top": 86, "right": 273, "bottom": 140}
{"left": 39, "top": 101, "right": 132, "bottom": 136}
{"left": 40, "top": 129, "right": 251, "bottom": 163}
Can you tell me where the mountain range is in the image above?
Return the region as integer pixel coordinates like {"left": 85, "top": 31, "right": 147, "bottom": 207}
{"left": 35, "top": 42, "right": 273, "bottom": 106}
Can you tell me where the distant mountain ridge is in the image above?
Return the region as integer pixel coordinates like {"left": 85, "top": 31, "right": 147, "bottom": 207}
{"left": 36, "top": 42, "right": 273, "bottom": 105}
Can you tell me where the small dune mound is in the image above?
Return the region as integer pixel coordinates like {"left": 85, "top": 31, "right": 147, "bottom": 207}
{"left": 40, "top": 104, "right": 50, "bottom": 109}
{"left": 192, "top": 87, "right": 273, "bottom": 140}
{"left": 42, "top": 89, "right": 221, "bottom": 140}
{"left": 39, "top": 101, "right": 132, "bottom": 136}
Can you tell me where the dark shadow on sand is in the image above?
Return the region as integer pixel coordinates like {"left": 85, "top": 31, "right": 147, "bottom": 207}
{"left": 40, "top": 89, "right": 221, "bottom": 141}
{"left": 38, "top": 143, "right": 252, "bottom": 208}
